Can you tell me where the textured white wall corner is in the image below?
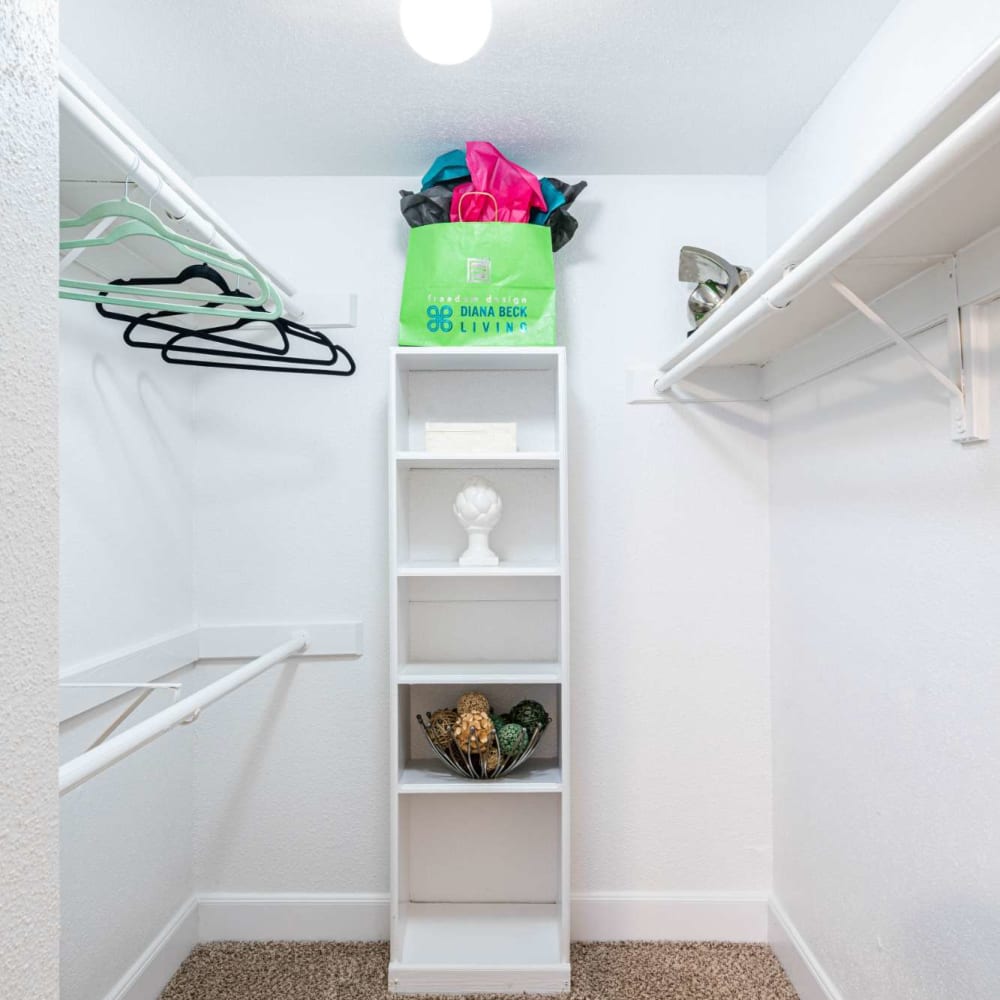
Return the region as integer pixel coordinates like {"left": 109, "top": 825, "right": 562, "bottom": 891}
{"left": 766, "top": 0, "right": 1000, "bottom": 247}
{"left": 769, "top": 303, "right": 1000, "bottom": 1000}
{"left": 0, "top": 3, "right": 60, "bottom": 1000}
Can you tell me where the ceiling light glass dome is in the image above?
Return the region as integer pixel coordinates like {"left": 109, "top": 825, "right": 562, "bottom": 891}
{"left": 400, "top": 0, "right": 492, "bottom": 65}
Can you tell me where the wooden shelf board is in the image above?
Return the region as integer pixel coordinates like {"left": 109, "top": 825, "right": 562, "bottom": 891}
{"left": 398, "top": 758, "right": 561, "bottom": 794}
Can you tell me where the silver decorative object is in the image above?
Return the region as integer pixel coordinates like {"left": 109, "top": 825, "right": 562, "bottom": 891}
{"left": 416, "top": 714, "right": 548, "bottom": 779}
{"left": 679, "top": 245, "right": 753, "bottom": 335}
{"left": 453, "top": 476, "right": 502, "bottom": 566}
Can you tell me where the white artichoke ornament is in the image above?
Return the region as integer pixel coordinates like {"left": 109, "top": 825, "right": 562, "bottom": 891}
{"left": 453, "top": 476, "right": 502, "bottom": 566}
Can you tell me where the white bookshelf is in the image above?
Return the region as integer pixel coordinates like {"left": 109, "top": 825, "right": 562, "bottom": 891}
{"left": 388, "top": 347, "right": 570, "bottom": 995}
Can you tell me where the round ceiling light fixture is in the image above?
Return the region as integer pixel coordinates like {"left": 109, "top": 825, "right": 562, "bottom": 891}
{"left": 400, "top": 0, "right": 492, "bottom": 65}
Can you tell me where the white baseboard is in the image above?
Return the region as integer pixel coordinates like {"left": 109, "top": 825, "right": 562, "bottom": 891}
{"left": 103, "top": 890, "right": 772, "bottom": 1000}
{"left": 571, "top": 891, "right": 768, "bottom": 942}
{"left": 197, "top": 892, "right": 391, "bottom": 942}
{"left": 101, "top": 896, "right": 199, "bottom": 1000}
{"left": 768, "top": 897, "right": 844, "bottom": 1000}
{"left": 197, "top": 891, "right": 768, "bottom": 945}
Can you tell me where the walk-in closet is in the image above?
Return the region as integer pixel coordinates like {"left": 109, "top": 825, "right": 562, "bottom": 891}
{"left": 3, "top": 2, "right": 1000, "bottom": 999}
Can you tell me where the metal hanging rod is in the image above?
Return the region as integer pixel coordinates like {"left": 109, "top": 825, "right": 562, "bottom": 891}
{"left": 58, "top": 59, "right": 303, "bottom": 319}
{"left": 58, "top": 633, "right": 309, "bottom": 796}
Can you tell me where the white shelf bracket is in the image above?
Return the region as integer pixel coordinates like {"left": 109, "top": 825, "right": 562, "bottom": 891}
{"left": 828, "top": 274, "right": 988, "bottom": 444}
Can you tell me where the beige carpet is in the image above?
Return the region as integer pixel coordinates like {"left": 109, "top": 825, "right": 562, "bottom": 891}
{"left": 160, "top": 941, "right": 799, "bottom": 1000}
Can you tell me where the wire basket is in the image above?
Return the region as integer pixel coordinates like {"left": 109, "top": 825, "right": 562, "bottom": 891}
{"left": 416, "top": 714, "right": 548, "bottom": 779}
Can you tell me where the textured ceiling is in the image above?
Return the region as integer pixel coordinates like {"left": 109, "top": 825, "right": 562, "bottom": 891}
{"left": 60, "top": 0, "right": 899, "bottom": 177}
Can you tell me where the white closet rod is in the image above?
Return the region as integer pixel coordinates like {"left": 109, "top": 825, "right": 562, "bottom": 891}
{"left": 59, "top": 61, "right": 303, "bottom": 318}
{"left": 653, "top": 82, "right": 1000, "bottom": 394}
{"left": 58, "top": 633, "right": 308, "bottom": 796}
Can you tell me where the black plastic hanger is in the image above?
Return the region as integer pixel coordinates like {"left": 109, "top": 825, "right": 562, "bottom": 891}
{"left": 96, "top": 265, "right": 356, "bottom": 376}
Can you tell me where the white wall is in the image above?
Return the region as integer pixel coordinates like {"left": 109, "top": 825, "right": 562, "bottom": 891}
{"left": 0, "top": 3, "right": 60, "bottom": 999}
{"left": 57, "top": 174, "right": 771, "bottom": 994}
{"left": 190, "top": 174, "right": 772, "bottom": 900}
{"left": 58, "top": 297, "right": 198, "bottom": 1000}
{"left": 767, "top": 0, "right": 1000, "bottom": 248}
{"left": 59, "top": 298, "right": 197, "bottom": 666}
{"left": 765, "top": 8, "right": 1000, "bottom": 998}
{"left": 769, "top": 307, "right": 1000, "bottom": 1000}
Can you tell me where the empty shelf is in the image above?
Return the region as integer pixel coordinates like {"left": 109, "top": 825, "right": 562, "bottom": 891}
{"left": 390, "top": 902, "right": 568, "bottom": 994}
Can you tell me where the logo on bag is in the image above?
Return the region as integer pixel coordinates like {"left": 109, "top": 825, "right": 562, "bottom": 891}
{"left": 466, "top": 258, "right": 492, "bottom": 283}
{"left": 426, "top": 304, "right": 453, "bottom": 333}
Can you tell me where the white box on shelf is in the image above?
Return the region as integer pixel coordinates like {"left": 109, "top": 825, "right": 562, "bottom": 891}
{"left": 425, "top": 422, "right": 517, "bottom": 454}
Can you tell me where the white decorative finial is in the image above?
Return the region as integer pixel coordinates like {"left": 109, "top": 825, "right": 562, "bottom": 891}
{"left": 453, "top": 477, "right": 502, "bottom": 566}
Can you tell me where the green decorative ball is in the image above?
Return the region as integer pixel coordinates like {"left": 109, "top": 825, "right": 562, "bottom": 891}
{"left": 497, "top": 722, "right": 528, "bottom": 756}
{"left": 490, "top": 712, "right": 510, "bottom": 730}
{"left": 509, "top": 699, "right": 550, "bottom": 731}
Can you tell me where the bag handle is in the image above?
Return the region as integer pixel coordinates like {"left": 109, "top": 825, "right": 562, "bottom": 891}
{"left": 457, "top": 190, "right": 498, "bottom": 223}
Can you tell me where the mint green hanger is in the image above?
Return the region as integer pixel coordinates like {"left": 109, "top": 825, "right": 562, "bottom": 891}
{"left": 60, "top": 195, "right": 283, "bottom": 320}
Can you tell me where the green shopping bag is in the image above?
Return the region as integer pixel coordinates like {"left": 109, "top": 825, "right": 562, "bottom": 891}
{"left": 399, "top": 221, "right": 556, "bottom": 347}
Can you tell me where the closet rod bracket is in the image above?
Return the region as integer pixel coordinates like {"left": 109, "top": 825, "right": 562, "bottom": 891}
{"left": 828, "top": 272, "right": 989, "bottom": 445}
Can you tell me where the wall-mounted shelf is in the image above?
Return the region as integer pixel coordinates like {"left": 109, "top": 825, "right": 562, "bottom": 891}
{"left": 58, "top": 55, "right": 356, "bottom": 329}
{"left": 634, "top": 46, "right": 1000, "bottom": 444}
{"left": 389, "top": 347, "right": 570, "bottom": 995}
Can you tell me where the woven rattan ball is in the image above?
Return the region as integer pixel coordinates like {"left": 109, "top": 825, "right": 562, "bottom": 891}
{"left": 453, "top": 711, "right": 493, "bottom": 754}
{"left": 457, "top": 691, "right": 490, "bottom": 716}
{"left": 426, "top": 708, "right": 459, "bottom": 748}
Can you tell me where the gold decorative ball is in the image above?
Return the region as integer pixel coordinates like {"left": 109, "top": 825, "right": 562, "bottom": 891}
{"left": 426, "top": 708, "right": 459, "bottom": 748}
{"left": 453, "top": 711, "right": 493, "bottom": 754}
{"left": 457, "top": 691, "right": 490, "bottom": 716}
{"left": 483, "top": 745, "right": 501, "bottom": 774}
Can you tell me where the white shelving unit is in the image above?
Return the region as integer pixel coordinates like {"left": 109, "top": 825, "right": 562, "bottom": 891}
{"left": 388, "top": 347, "right": 570, "bottom": 995}
{"left": 629, "top": 45, "right": 1000, "bottom": 444}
